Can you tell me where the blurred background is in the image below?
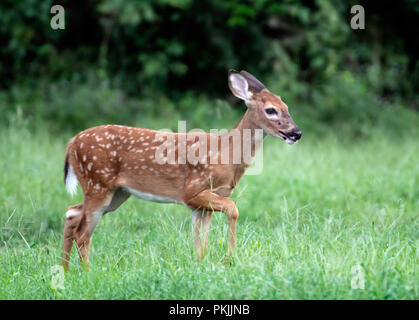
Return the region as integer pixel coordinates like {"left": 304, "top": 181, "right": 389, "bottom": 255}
{"left": 0, "top": 1, "right": 418, "bottom": 299}
{"left": 0, "top": 0, "right": 418, "bottom": 136}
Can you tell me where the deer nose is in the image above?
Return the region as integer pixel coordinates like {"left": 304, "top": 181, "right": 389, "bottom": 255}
{"left": 290, "top": 129, "right": 302, "bottom": 140}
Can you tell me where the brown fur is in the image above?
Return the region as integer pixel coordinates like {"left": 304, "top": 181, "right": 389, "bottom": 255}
{"left": 61, "top": 70, "right": 301, "bottom": 270}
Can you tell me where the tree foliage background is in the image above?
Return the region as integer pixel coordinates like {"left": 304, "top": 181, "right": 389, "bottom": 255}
{"left": 1, "top": 0, "right": 418, "bottom": 135}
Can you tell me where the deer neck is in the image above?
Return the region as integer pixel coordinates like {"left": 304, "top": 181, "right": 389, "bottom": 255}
{"left": 221, "top": 109, "right": 265, "bottom": 182}
{"left": 232, "top": 108, "right": 265, "bottom": 151}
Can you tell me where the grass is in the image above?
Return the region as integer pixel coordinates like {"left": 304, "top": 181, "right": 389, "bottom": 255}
{"left": 0, "top": 119, "right": 418, "bottom": 299}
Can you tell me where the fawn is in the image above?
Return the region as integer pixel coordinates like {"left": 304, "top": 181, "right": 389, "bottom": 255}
{"left": 62, "top": 70, "right": 301, "bottom": 270}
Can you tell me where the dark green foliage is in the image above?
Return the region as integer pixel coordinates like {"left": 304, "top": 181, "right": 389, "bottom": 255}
{"left": 0, "top": 0, "right": 417, "bottom": 133}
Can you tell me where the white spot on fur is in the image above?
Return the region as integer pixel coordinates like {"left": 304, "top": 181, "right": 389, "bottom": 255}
{"left": 66, "top": 208, "right": 80, "bottom": 219}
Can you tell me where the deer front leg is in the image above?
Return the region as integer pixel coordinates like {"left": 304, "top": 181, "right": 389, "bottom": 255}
{"left": 192, "top": 209, "right": 214, "bottom": 259}
{"left": 201, "top": 210, "right": 214, "bottom": 255}
{"left": 192, "top": 210, "right": 203, "bottom": 258}
{"left": 186, "top": 189, "right": 239, "bottom": 257}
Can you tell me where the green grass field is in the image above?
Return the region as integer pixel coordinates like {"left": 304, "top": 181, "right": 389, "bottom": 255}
{"left": 0, "top": 122, "right": 418, "bottom": 299}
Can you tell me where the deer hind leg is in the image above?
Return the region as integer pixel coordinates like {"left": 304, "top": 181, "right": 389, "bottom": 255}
{"left": 62, "top": 204, "right": 83, "bottom": 271}
{"left": 73, "top": 194, "right": 113, "bottom": 270}
{"left": 186, "top": 189, "right": 238, "bottom": 257}
{"left": 74, "top": 189, "right": 131, "bottom": 270}
{"left": 62, "top": 189, "right": 130, "bottom": 271}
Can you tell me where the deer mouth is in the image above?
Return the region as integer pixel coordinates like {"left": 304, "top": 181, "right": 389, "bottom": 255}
{"left": 278, "top": 131, "right": 298, "bottom": 145}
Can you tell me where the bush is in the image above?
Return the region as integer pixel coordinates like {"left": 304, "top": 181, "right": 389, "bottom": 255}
{"left": 0, "top": 1, "right": 417, "bottom": 103}
{"left": 0, "top": 0, "right": 417, "bottom": 136}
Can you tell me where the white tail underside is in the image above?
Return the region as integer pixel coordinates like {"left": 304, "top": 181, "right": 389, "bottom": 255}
{"left": 65, "top": 164, "right": 79, "bottom": 197}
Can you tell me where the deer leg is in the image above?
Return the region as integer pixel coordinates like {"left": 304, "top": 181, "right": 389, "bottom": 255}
{"left": 192, "top": 210, "right": 204, "bottom": 258}
{"left": 192, "top": 209, "right": 213, "bottom": 259}
{"left": 63, "top": 189, "right": 129, "bottom": 271}
{"left": 226, "top": 209, "right": 238, "bottom": 256}
{"left": 186, "top": 190, "right": 238, "bottom": 257}
{"left": 61, "top": 204, "right": 83, "bottom": 271}
{"left": 201, "top": 210, "right": 213, "bottom": 257}
{"left": 73, "top": 194, "right": 112, "bottom": 270}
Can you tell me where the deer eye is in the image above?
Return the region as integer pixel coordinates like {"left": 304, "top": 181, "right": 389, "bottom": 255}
{"left": 265, "top": 108, "right": 278, "bottom": 116}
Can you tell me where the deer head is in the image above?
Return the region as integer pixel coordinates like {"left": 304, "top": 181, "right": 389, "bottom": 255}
{"left": 228, "top": 69, "right": 302, "bottom": 144}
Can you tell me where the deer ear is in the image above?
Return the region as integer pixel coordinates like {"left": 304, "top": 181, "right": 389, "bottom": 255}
{"left": 228, "top": 69, "right": 252, "bottom": 101}
{"left": 239, "top": 70, "right": 266, "bottom": 93}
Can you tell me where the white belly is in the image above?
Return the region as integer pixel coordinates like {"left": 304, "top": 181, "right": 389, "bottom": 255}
{"left": 124, "top": 187, "right": 184, "bottom": 205}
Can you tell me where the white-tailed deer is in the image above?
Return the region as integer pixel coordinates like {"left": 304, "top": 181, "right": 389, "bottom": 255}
{"left": 61, "top": 70, "right": 301, "bottom": 270}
